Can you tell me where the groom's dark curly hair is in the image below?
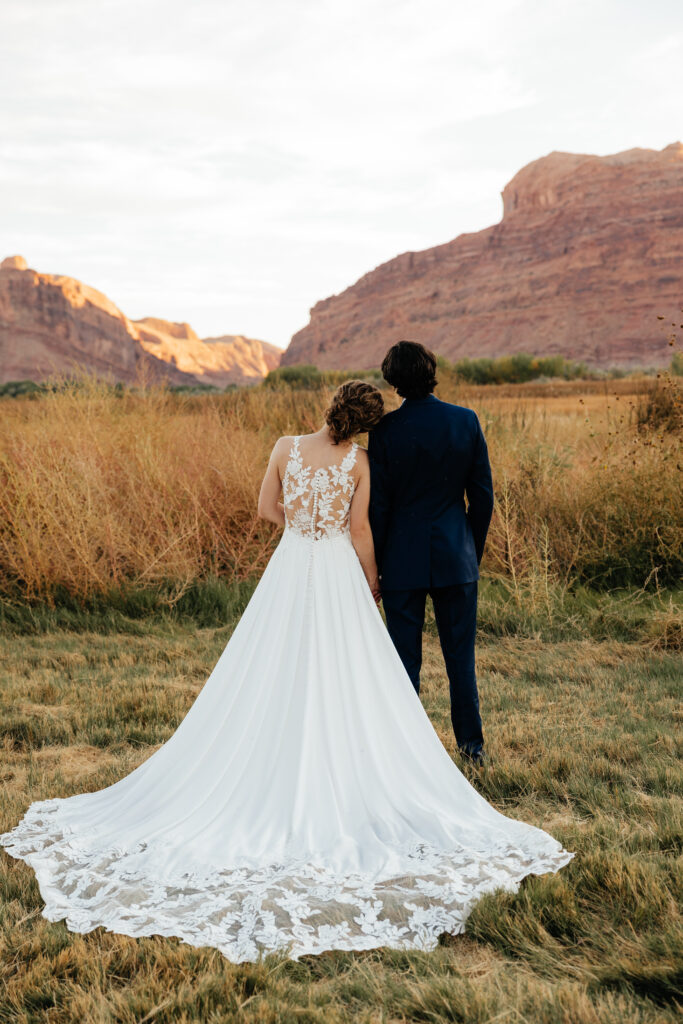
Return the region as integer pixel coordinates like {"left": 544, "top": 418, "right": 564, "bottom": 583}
{"left": 381, "top": 340, "right": 438, "bottom": 399}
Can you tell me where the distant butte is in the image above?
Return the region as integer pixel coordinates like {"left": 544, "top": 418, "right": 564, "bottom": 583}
{"left": 0, "top": 258, "right": 281, "bottom": 386}
{"left": 283, "top": 142, "right": 683, "bottom": 370}
{"left": 133, "top": 318, "right": 281, "bottom": 388}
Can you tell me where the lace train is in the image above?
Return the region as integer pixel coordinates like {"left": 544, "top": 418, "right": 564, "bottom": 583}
{"left": 2, "top": 797, "right": 573, "bottom": 961}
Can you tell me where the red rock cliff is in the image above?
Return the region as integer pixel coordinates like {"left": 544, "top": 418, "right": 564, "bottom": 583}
{"left": 0, "top": 258, "right": 281, "bottom": 386}
{"left": 283, "top": 142, "right": 683, "bottom": 370}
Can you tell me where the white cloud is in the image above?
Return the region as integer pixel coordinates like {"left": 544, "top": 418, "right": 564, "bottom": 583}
{"left": 1, "top": 0, "right": 681, "bottom": 348}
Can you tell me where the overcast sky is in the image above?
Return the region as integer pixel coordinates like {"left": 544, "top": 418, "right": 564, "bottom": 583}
{"left": 1, "top": 0, "right": 681, "bottom": 350}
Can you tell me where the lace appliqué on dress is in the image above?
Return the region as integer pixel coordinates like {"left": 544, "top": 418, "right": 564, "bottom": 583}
{"left": 282, "top": 436, "right": 358, "bottom": 541}
{"left": 1, "top": 797, "right": 574, "bottom": 963}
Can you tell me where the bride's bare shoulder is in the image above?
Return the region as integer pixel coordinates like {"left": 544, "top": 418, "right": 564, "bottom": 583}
{"left": 267, "top": 435, "right": 296, "bottom": 468}
{"left": 353, "top": 445, "right": 370, "bottom": 473}
{"left": 272, "top": 434, "right": 297, "bottom": 452}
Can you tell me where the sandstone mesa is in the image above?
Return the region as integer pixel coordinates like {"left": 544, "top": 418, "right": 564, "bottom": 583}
{"left": 283, "top": 142, "right": 683, "bottom": 370}
{"left": 0, "top": 257, "right": 281, "bottom": 387}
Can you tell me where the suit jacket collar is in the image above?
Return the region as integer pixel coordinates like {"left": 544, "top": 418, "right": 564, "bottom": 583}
{"left": 400, "top": 393, "right": 438, "bottom": 407}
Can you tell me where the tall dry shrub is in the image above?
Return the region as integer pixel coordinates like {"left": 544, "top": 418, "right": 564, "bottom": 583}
{"left": 0, "top": 379, "right": 271, "bottom": 601}
{"left": 479, "top": 387, "right": 682, "bottom": 589}
{"left": 0, "top": 373, "right": 680, "bottom": 604}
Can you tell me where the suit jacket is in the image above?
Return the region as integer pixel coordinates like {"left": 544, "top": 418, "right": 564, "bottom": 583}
{"left": 368, "top": 394, "right": 494, "bottom": 590}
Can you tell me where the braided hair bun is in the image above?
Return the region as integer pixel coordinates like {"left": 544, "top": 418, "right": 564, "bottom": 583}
{"left": 324, "top": 380, "right": 384, "bottom": 444}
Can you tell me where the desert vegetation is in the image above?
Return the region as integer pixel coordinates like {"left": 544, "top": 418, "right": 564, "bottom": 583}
{"left": 0, "top": 360, "right": 680, "bottom": 613}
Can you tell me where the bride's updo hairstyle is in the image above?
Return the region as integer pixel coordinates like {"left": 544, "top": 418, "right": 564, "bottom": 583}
{"left": 325, "top": 380, "right": 384, "bottom": 444}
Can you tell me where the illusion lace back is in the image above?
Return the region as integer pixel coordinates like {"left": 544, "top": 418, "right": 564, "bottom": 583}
{"left": 0, "top": 435, "right": 573, "bottom": 962}
{"left": 283, "top": 435, "right": 358, "bottom": 540}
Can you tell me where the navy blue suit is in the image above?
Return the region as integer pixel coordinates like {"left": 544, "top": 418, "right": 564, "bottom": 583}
{"left": 368, "top": 394, "right": 494, "bottom": 755}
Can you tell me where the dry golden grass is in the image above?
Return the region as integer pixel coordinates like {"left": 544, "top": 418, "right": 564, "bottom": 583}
{"left": 0, "top": 371, "right": 680, "bottom": 1021}
{"left": 0, "top": 372, "right": 680, "bottom": 607}
{"left": 1, "top": 620, "right": 680, "bottom": 1022}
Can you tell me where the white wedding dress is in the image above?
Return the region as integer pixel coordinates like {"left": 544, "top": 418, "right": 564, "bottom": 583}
{"left": 1, "top": 436, "right": 573, "bottom": 962}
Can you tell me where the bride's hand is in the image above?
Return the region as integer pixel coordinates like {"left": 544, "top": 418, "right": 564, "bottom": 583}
{"left": 369, "top": 576, "right": 381, "bottom": 605}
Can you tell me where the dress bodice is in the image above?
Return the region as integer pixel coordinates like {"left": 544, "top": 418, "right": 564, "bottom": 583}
{"left": 282, "top": 435, "right": 358, "bottom": 541}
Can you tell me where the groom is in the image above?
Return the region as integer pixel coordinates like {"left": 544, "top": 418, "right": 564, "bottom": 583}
{"left": 368, "top": 341, "right": 494, "bottom": 765}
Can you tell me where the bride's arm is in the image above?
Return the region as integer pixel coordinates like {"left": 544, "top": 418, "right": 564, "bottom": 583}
{"left": 349, "top": 453, "right": 381, "bottom": 603}
{"left": 257, "top": 438, "right": 287, "bottom": 527}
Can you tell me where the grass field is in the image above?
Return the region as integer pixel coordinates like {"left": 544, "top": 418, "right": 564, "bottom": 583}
{"left": 1, "top": 585, "right": 681, "bottom": 1023}
{"left": 0, "top": 369, "right": 680, "bottom": 1021}
{"left": 0, "top": 370, "right": 680, "bottom": 607}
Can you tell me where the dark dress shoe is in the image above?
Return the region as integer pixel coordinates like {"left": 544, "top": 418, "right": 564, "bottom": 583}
{"left": 460, "top": 748, "right": 488, "bottom": 768}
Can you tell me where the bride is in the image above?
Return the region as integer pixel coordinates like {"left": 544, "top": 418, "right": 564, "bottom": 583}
{"left": 0, "top": 380, "right": 572, "bottom": 962}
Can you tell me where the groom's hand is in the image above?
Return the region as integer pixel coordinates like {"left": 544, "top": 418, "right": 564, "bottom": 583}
{"left": 369, "top": 575, "right": 382, "bottom": 605}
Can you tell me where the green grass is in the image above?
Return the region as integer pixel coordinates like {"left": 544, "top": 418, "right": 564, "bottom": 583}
{"left": 0, "top": 598, "right": 681, "bottom": 1022}
{"left": 2, "top": 577, "right": 681, "bottom": 648}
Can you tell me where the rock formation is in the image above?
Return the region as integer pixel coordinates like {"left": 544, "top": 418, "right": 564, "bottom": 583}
{"left": 0, "top": 258, "right": 281, "bottom": 386}
{"left": 135, "top": 319, "right": 281, "bottom": 387}
{"left": 284, "top": 142, "right": 683, "bottom": 370}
